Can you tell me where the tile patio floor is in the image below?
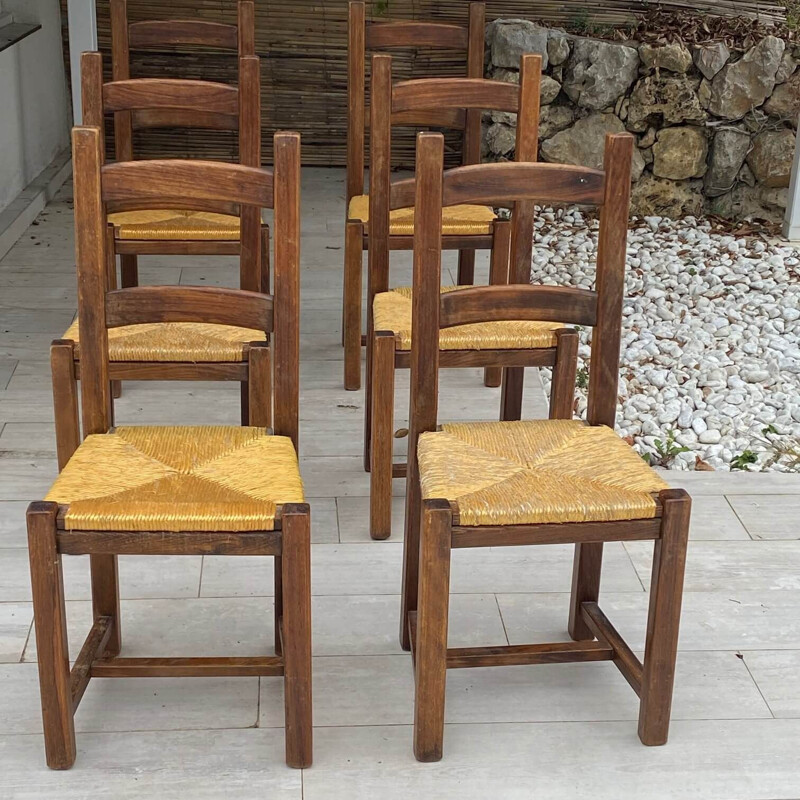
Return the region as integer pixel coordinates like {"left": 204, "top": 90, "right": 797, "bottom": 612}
{"left": 1, "top": 168, "right": 799, "bottom": 798}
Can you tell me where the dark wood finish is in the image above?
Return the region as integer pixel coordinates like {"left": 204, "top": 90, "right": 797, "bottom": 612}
{"left": 581, "top": 601, "right": 643, "bottom": 695}
{"left": 370, "top": 332, "right": 395, "bottom": 540}
{"left": 50, "top": 341, "right": 80, "bottom": 471}
{"left": 90, "top": 656, "right": 283, "bottom": 678}
{"left": 102, "top": 78, "right": 239, "bottom": 116}
{"left": 568, "top": 541, "right": 604, "bottom": 641}
{"left": 549, "top": 328, "right": 579, "bottom": 419}
{"left": 272, "top": 132, "right": 301, "bottom": 451}
{"left": 343, "top": 220, "right": 364, "bottom": 390}
{"left": 366, "top": 20, "right": 469, "bottom": 49}
{"left": 127, "top": 20, "right": 239, "bottom": 50}
{"left": 57, "top": 530, "right": 282, "bottom": 556}
{"left": 90, "top": 553, "right": 122, "bottom": 658}
{"left": 396, "top": 348, "right": 557, "bottom": 370}
{"left": 638, "top": 488, "right": 691, "bottom": 745}
{"left": 70, "top": 616, "right": 112, "bottom": 711}
{"left": 130, "top": 107, "right": 237, "bottom": 131}
{"left": 114, "top": 239, "right": 241, "bottom": 255}
{"left": 98, "top": 362, "right": 248, "bottom": 381}
{"left": 27, "top": 502, "right": 76, "bottom": 769}
{"left": 413, "top": 499, "right": 452, "bottom": 762}
{"left": 105, "top": 286, "right": 272, "bottom": 330}
{"left": 248, "top": 342, "right": 272, "bottom": 428}
{"left": 439, "top": 285, "right": 598, "bottom": 329}
{"left": 451, "top": 518, "right": 662, "bottom": 549}
{"left": 392, "top": 78, "right": 519, "bottom": 114}
{"left": 483, "top": 218, "right": 511, "bottom": 387}
{"left": 280, "top": 504, "right": 313, "bottom": 769}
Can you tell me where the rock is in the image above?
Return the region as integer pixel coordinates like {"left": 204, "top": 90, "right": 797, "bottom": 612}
{"left": 626, "top": 75, "right": 707, "bottom": 132}
{"left": 652, "top": 127, "right": 708, "bottom": 180}
{"left": 698, "top": 78, "right": 712, "bottom": 109}
{"left": 764, "top": 70, "right": 800, "bottom": 124}
{"left": 738, "top": 162, "right": 756, "bottom": 187}
{"left": 747, "top": 129, "right": 795, "bottom": 187}
{"left": 538, "top": 104, "right": 575, "bottom": 139}
{"left": 699, "top": 429, "right": 722, "bottom": 444}
{"left": 708, "top": 184, "right": 783, "bottom": 222}
{"left": 760, "top": 186, "right": 789, "bottom": 210}
{"left": 485, "top": 122, "right": 516, "bottom": 156}
{"left": 547, "top": 33, "right": 570, "bottom": 66}
{"left": 540, "top": 112, "right": 645, "bottom": 179}
{"left": 709, "top": 35, "right": 786, "bottom": 119}
{"left": 488, "top": 110, "right": 516, "bottom": 126}
{"left": 563, "top": 37, "right": 639, "bottom": 111}
{"left": 776, "top": 51, "right": 797, "bottom": 83}
{"left": 491, "top": 68, "right": 520, "bottom": 85}
{"left": 638, "top": 126, "right": 657, "bottom": 148}
{"left": 693, "top": 42, "right": 730, "bottom": 80}
{"left": 631, "top": 173, "right": 704, "bottom": 217}
{"left": 489, "top": 19, "right": 549, "bottom": 69}
{"left": 639, "top": 41, "right": 692, "bottom": 73}
{"left": 540, "top": 75, "right": 561, "bottom": 105}
{"left": 704, "top": 128, "right": 751, "bottom": 197}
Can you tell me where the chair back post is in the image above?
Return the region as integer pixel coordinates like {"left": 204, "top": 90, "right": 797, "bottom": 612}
{"left": 81, "top": 52, "right": 105, "bottom": 132}
{"left": 272, "top": 132, "right": 302, "bottom": 451}
{"left": 509, "top": 53, "right": 541, "bottom": 285}
{"left": 587, "top": 133, "right": 634, "bottom": 429}
{"left": 109, "top": 0, "right": 133, "bottom": 161}
{"left": 368, "top": 54, "right": 393, "bottom": 313}
{"left": 238, "top": 0, "right": 256, "bottom": 57}
{"left": 346, "top": 1, "right": 366, "bottom": 205}
{"left": 407, "top": 132, "right": 445, "bottom": 479}
{"left": 72, "top": 126, "right": 112, "bottom": 436}
{"left": 238, "top": 54, "right": 263, "bottom": 292}
{"left": 462, "top": 2, "right": 486, "bottom": 167}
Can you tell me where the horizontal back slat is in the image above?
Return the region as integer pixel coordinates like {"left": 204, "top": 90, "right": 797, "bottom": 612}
{"left": 131, "top": 108, "right": 239, "bottom": 131}
{"left": 439, "top": 285, "right": 598, "bottom": 329}
{"left": 128, "top": 20, "right": 239, "bottom": 49}
{"left": 105, "top": 286, "right": 273, "bottom": 330}
{"left": 101, "top": 160, "right": 274, "bottom": 209}
{"left": 103, "top": 79, "right": 239, "bottom": 116}
{"left": 366, "top": 20, "right": 468, "bottom": 49}
{"left": 392, "top": 78, "right": 519, "bottom": 114}
{"left": 106, "top": 197, "right": 241, "bottom": 217}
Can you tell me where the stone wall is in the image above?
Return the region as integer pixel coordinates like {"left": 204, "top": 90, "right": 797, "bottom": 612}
{"left": 483, "top": 19, "right": 800, "bottom": 221}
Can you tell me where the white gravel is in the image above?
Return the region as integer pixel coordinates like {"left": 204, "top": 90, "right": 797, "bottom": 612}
{"left": 532, "top": 209, "right": 800, "bottom": 471}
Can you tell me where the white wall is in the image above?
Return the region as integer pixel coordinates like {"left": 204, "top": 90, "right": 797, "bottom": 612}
{"left": 0, "top": 0, "right": 71, "bottom": 213}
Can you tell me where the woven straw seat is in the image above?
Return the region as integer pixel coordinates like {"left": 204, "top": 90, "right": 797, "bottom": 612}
{"left": 418, "top": 419, "right": 669, "bottom": 527}
{"left": 62, "top": 319, "right": 266, "bottom": 362}
{"left": 373, "top": 286, "right": 563, "bottom": 351}
{"left": 46, "top": 426, "right": 304, "bottom": 532}
{"left": 108, "top": 209, "right": 242, "bottom": 240}
{"left": 348, "top": 194, "right": 495, "bottom": 235}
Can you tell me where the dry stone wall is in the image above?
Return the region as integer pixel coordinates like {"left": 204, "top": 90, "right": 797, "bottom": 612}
{"left": 484, "top": 19, "right": 800, "bottom": 221}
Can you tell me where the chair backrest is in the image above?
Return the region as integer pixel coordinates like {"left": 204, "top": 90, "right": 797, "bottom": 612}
{"left": 400, "top": 130, "right": 633, "bottom": 468}
{"left": 367, "top": 53, "right": 541, "bottom": 308}
{"left": 346, "top": 1, "right": 485, "bottom": 205}
{"left": 80, "top": 50, "right": 263, "bottom": 292}
{"left": 71, "top": 126, "right": 301, "bottom": 448}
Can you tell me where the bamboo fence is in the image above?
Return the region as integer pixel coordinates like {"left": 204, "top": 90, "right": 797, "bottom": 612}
{"left": 61, "top": 0, "right": 788, "bottom": 166}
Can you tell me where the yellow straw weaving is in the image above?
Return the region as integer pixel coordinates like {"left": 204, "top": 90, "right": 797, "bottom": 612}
{"left": 417, "top": 420, "right": 669, "bottom": 526}
{"left": 108, "top": 209, "right": 241, "bottom": 240}
{"left": 373, "top": 286, "right": 563, "bottom": 351}
{"left": 63, "top": 319, "right": 266, "bottom": 362}
{"left": 46, "top": 427, "right": 304, "bottom": 532}
{"left": 348, "top": 194, "right": 495, "bottom": 235}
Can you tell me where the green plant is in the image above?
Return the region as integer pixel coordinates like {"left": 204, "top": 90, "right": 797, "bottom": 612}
{"left": 730, "top": 450, "right": 758, "bottom": 470}
{"left": 576, "top": 367, "right": 589, "bottom": 389}
{"left": 754, "top": 425, "right": 800, "bottom": 472}
{"left": 647, "top": 429, "right": 690, "bottom": 467}
{"left": 373, "top": 0, "right": 389, "bottom": 16}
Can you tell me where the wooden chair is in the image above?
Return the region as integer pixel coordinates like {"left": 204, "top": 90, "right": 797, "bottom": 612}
{"left": 29, "top": 127, "right": 311, "bottom": 770}
{"left": 51, "top": 51, "right": 268, "bottom": 465}
{"left": 343, "top": 1, "right": 486, "bottom": 390}
{"left": 399, "top": 131, "right": 692, "bottom": 761}
{"left": 365, "top": 54, "right": 577, "bottom": 541}
{"left": 108, "top": 0, "right": 263, "bottom": 290}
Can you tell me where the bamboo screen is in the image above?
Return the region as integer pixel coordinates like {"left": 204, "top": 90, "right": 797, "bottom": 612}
{"left": 61, "top": 0, "right": 787, "bottom": 166}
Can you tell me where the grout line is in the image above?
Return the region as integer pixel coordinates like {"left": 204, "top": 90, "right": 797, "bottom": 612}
{"left": 495, "top": 594, "right": 510, "bottom": 646}
{"left": 740, "top": 653, "right": 777, "bottom": 720}
{"left": 197, "top": 556, "right": 205, "bottom": 599}
{"left": 724, "top": 494, "right": 757, "bottom": 541}
{"left": 18, "top": 619, "right": 34, "bottom": 663}
{"left": 621, "top": 541, "right": 648, "bottom": 592}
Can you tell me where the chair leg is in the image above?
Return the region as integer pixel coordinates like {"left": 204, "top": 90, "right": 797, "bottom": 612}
{"left": 484, "top": 220, "right": 511, "bottom": 388}
{"left": 638, "top": 489, "right": 691, "bottom": 746}
{"left": 240, "top": 383, "right": 250, "bottom": 426}
{"left": 343, "top": 221, "right": 363, "bottom": 390}
{"left": 500, "top": 367, "right": 524, "bottom": 421}
{"left": 105, "top": 226, "right": 122, "bottom": 400}
{"left": 261, "top": 225, "right": 271, "bottom": 295}
{"left": 248, "top": 343, "right": 272, "bottom": 428}
{"left": 50, "top": 341, "right": 81, "bottom": 472}
{"left": 120, "top": 254, "right": 138, "bottom": 288}
{"left": 90, "top": 555, "right": 121, "bottom": 658}
{"left": 456, "top": 249, "right": 475, "bottom": 285}
{"left": 274, "top": 556, "right": 283, "bottom": 656}
{"left": 27, "top": 502, "right": 76, "bottom": 770}
{"left": 281, "top": 504, "right": 313, "bottom": 769}
{"left": 549, "top": 329, "right": 579, "bottom": 420}
{"left": 567, "top": 543, "right": 604, "bottom": 641}
{"left": 413, "top": 499, "right": 452, "bottom": 763}
{"left": 370, "top": 333, "right": 395, "bottom": 540}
